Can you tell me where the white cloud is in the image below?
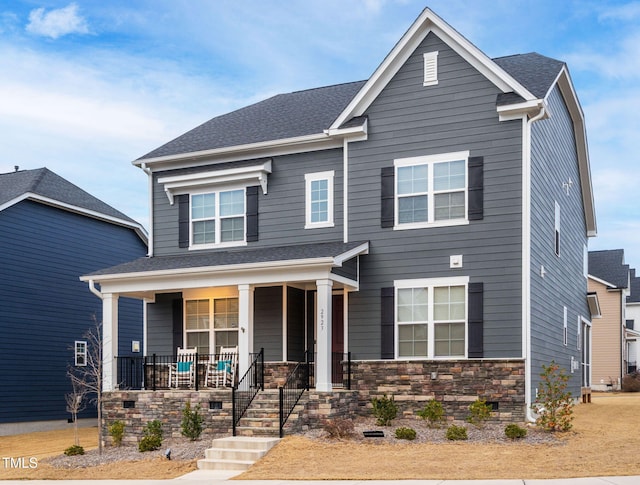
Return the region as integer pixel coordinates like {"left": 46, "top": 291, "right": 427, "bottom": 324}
{"left": 26, "top": 3, "right": 89, "bottom": 39}
{"left": 598, "top": 2, "right": 640, "bottom": 21}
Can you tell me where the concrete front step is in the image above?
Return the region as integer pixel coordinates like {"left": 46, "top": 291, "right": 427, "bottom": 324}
{"left": 234, "top": 426, "right": 281, "bottom": 437}
{"left": 197, "top": 436, "right": 280, "bottom": 471}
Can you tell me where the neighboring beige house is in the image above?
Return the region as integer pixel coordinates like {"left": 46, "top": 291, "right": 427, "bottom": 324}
{"left": 588, "top": 250, "right": 636, "bottom": 391}
{"left": 626, "top": 270, "right": 640, "bottom": 374}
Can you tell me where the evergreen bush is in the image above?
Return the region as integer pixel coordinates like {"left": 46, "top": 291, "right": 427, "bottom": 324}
{"left": 371, "top": 394, "right": 398, "bottom": 426}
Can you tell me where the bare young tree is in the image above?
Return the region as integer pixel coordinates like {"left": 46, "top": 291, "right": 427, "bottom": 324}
{"left": 68, "top": 318, "right": 104, "bottom": 454}
{"left": 65, "top": 374, "right": 87, "bottom": 447}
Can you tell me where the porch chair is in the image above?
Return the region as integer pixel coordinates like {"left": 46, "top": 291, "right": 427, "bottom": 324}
{"left": 168, "top": 347, "right": 197, "bottom": 388}
{"left": 205, "top": 346, "right": 238, "bottom": 388}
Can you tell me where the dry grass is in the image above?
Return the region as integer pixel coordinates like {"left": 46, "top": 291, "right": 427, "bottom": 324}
{"left": 1, "top": 393, "right": 639, "bottom": 480}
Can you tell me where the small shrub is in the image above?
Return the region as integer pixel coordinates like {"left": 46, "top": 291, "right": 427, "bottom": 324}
{"left": 394, "top": 426, "right": 417, "bottom": 440}
{"left": 323, "top": 418, "right": 355, "bottom": 439}
{"left": 64, "top": 444, "right": 85, "bottom": 456}
{"left": 504, "top": 423, "right": 527, "bottom": 440}
{"left": 138, "top": 419, "right": 163, "bottom": 452}
{"left": 181, "top": 401, "right": 204, "bottom": 441}
{"left": 108, "top": 420, "right": 125, "bottom": 447}
{"left": 532, "top": 361, "right": 574, "bottom": 432}
{"left": 446, "top": 424, "right": 468, "bottom": 441}
{"left": 622, "top": 372, "right": 640, "bottom": 392}
{"left": 416, "top": 399, "right": 445, "bottom": 428}
{"left": 371, "top": 394, "right": 398, "bottom": 426}
{"left": 466, "top": 398, "right": 492, "bottom": 427}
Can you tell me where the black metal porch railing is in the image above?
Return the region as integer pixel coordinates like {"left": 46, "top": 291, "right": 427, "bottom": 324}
{"left": 332, "top": 351, "right": 352, "bottom": 389}
{"left": 279, "top": 351, "right": 311, "bottom": 438}
{"left": 232, "top": 348, "right": 264, "bottom": 436}
{"left": 116, "top": 353, "right": 234, "bottom": 391}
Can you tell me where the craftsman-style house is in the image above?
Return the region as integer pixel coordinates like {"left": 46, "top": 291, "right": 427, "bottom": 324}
{"left": 84, "top": 8, "right": 596, "bottom": 438}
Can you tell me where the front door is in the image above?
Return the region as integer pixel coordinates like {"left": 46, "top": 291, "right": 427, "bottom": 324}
{"left": 331, "top": 294, "right": 344, "bottom": 385}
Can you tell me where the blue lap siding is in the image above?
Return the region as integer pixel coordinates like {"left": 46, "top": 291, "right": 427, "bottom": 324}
{"left": 0, "top": 200, "right": 146, "bottom": 425}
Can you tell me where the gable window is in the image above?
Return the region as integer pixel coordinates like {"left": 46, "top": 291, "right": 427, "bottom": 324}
{"left": 74, "top": 341, "right": 87, "bottom": 366}
{"left": 191, "top": 188, "right": 245, "bottom": 247}
{"left": 395, "top": 277, "right": 468, "bottom": 359}
{"left": 394, "top": 152, "right": 468, "bottom": 229}
{"left": 423, "top": 51, "right": 439, "bottom": 86}
{"left": 305, "top": 171, "right": 334, "bottom": 228}
{"left": 185, "top": 297, "right": 239, "bottom": 356}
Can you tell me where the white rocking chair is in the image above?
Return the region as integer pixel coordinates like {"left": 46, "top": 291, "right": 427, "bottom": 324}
{"left": 205, "top": 346, "right": 238, "bottom": 388}
{"left": 168, "top": 347, "right": 197, "bottom": 388}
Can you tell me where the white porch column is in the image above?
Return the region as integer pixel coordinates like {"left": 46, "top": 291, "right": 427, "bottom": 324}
{"left": 238, "top": 284, "right": 254, "bottom": 378}
{"left": 316, "top": 279, "right": 333, "bottom": 392}
{"left": 102, "top": 293, "right": 119, "bottom": 392}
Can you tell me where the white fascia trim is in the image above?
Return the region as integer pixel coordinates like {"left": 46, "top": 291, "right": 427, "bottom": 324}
{"left": 588, "top": 274, "right": 618, "bottom": 290}
{"left": 0, "top": 193, "right": 148, "bottom": 244}
{"left": 324, "top": 118, "right": 368, "bottom": 138}
{"left": 158, "top": 160, "right": 272, "bottom": 204}
{"left": 80, "top": 257, "right": 336, "bottom": 283}
{"left": 330, "top": 8, "right": 535, "bottom": 130}
{"left": 134, "top": 133, "right": 338, "bottom": 170}
{"left": 552, "top": 67, "right": 597, "bottom": 237}
{"left": 497, "top": 99, "right": 546, "bottom": 121}
{"left": 333, "top": 242, "right": 369, "bottom": 266}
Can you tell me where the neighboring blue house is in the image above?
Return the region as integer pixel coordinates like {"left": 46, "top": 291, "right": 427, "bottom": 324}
{"left": 86, "top": 8, "right": 597, "bottom": 435}
{"left": 0, "top": 167, "right": 147, "bottom": 435}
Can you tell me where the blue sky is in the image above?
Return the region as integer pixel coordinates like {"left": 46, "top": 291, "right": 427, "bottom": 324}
{"left": 1, "top": 1, "right": 639, "bottom": 270}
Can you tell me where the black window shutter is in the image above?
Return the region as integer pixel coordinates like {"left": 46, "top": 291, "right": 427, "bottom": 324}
{"left": 381, "top": 287, "right": 395, "bottom": 359}
{"left": 172, "top": 297, "right": 184, "bottom": 352}
{"left": 246, "top": 186, "right": 259, "bottom": 242}
{"left": 468, "top": 282, "right": 484, "bottom": 358}
{"left": 468, "top": 156, "right": 484, "bottom": 221}
{"left": 381, "top": 167, "right": 395, "bottom": 228}
{"left": 177, "top": 194, "right": 190, "bottom": 248}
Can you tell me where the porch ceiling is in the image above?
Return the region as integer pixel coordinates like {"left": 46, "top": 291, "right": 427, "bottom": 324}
{"left": 80, "top": 240, "right": 369, "bottom": 297}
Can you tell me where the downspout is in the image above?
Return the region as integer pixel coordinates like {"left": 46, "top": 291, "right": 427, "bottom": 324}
{"left": 140, "top": 162, "right": 154, "bottom": 257}
{"left": 88, "top": 279, "right": 103, "bottom": 300}
{"left": 524, "top": 104, "right": 546, "bottom": 423}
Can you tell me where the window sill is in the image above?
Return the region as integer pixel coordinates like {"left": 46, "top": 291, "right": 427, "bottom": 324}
{"left": 393, "top": 219, "right": 469, "bottom": 231}
{"left": 304, "top": 222, "right": 335, "bottom": 230}
{"left": 189, "top": 241, "right": 248, "bottom": 251}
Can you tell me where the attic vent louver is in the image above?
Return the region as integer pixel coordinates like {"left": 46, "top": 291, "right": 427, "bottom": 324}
{"left": 423, "top": 51, "right": 439, "bottom": 86}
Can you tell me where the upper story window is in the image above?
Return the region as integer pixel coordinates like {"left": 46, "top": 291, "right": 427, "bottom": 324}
{"left": 396, "top": 277, "right": 468, "bottom": 359}
{"left": 191, "top": 189, "right": 245, "bottom": 247}
{"left": 394, "top": 151, "right": 469, "bottom": 230}
{"left": 305, "top": 171, "right": 334, "bottom": 229}
{"left": 423, "top": 51, "right": 439, "bottom": 86}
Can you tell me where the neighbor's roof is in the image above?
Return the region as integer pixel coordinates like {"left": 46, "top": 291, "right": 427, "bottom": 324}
{"left": 628, "top": 269, "right": 640, "bottom": 303}
{"left": 589, "top": 250, "right": 630, "bottom": 289}
{"left": 137, "top": 53, "right": 564, "bottom": 162}
{"left": 84, "top": 240, "right": 368, "bottom": 278}
{"left": 0, "top": 167, "right": 143, "bottom": 230}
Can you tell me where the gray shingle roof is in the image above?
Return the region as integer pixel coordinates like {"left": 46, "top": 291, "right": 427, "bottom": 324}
{"left": 589, "top": 250, "right": 630, "bottom": 289}
{"left": 493, "top": 52, "right": 565, "bottom": 99}
{"left": 0, "top": 167, "right": 137, "bottom": 224}
{"left": 138, "top": 52, "right": 565, "bottom": 162}
{"left": 139, "top": 81, "right": 367, "bottom": 160}
{"left": 628, "top": 269, "right": 640, "bottom": 303}
{"left": 86, "top": 240, "right": 368, "bottom": 277}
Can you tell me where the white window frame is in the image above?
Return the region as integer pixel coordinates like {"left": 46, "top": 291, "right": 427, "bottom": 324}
{"left": 305, "top": 171, "right": 334, "bottom": 229}
{"left": 74, "top": 340, "right": 87, "bottom": 367}
{"left": 563, "top": 306, "right": 568, "bottom": 346}
{"left": 394, "top": 276, "right": 469, "bottom": 360}
{"left": 394, "top": 151, "right": 469, "bottom": 230}
{"left": 577, "top": 315, "right": 582, "bottom": 351}
{"left": 189, "top": 187, "right": 247, "bottom": 249}
{"left": 423, "top": 51, "right": 439, "bottom": 86}
{"left": 184, "top": 297, "right": 239, "bottom": 356}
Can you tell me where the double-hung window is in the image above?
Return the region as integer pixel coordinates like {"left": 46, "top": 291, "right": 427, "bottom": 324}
{"left": 395, "top": 151, "right": 468, "bottom": 229}
{"left": 305, "top": 171, "right": 334, "bottom": 228}
{"left": 185, "top": 297, "right": 239, "bottom": 355}
{"left": 396, "top": 277, "right": 468, "bottom": 359}
{"left": 191, "top": 188, "right": 245, "bottom": 247}
{"left": 74, "top": 341, "right": 87, "bottom": 366}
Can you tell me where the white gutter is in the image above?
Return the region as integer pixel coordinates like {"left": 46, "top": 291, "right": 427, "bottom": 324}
{"left": 343, "top": 139, "right": 349, "bottom": 243}
{"left": 88, "top": 280, "right": 103, "bottom": 300}
{"left": 524, "top": 105, "right": 547, "bottom": 423}
{"left": 140, "top": 163, "right": 154, "bottom": 257}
